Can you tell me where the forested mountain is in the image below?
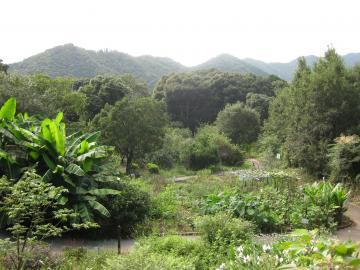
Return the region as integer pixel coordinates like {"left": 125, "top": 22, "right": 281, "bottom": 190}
{"left": 244, "top": 53, "right": 360, "bottom": 80}
{"left": 9, "top": 44, "right": 186, "bottom": 87}
{"left": 8, "top": 44, "right": 360, "bottom": 85}
{"left": 191, "top": 54, "right": 268, "bottom": 75}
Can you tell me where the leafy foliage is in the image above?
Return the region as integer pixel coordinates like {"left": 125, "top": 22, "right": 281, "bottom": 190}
{"left": 264, "top": 49, "right": 360, "bottom": 175}
{"left": 328, "top": 135, "right": 360, "bottom": 185}
{"left": 220, "top": 229, "right": 360, "bottom": 270}
{"left": 0, "top": 73, "right": 87, "bottom": 124}
{"left": 93, "top": 97, "right": 168, "bottom": 174}
{"left": 0, "top": 98, "right": 116, "bottom": 223}
{"left": 147, "top": 127, "right": 193, "bottom": 168}
{"left": 245, "top": 92, "right": 272, "bottom": 122}
{"left": 184, "top": 125, "right": 243, "bottom": 170}
{"left": 0, "top": 170, "right": 94, "bottom": 270}
{"left": 200, "top": 181, "right": 349, "bottom": 233}
{"left": 216, "top": 102, "right": 261, "bottom": 145}
{"left": 147, "top": 162, "right": 160, "bottom": 174}
{"left": 153, "top": 70, "right": 281, "bottom": 131}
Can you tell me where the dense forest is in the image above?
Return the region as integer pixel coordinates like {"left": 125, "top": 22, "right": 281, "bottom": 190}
{"left": 9, "top": 44, "right": 360, "bottom": 86}
{"left": 0, "top": 48, "right": 360, "bottom": 269}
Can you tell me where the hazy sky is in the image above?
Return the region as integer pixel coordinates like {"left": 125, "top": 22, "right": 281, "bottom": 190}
{"left": 2, "top": 0, "right": 359, "bottom": 66}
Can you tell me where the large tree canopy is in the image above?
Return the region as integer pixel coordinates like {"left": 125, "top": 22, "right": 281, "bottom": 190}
{"left": 153, "top": 69, "right": 283, "bottom": 132}
{"left": 264, "top": 49, "right": 360, "bottom": 175}
{"left": 216, "top": 102, "right": 261, "bottom": 145}
{"left": 93, "top": 97, "right": 168, "bottom": 174}
{"left": 0, "top": 73, "right": 86, "bottom": 123}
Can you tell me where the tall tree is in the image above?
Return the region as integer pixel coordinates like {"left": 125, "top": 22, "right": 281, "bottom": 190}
{"left": 216, "top": 102, "right": 261, "bottom": 145}
{"left": 93, "top": 97, "right": 168, "bottom": 174}
{"left": 153, "top": 70, "right": 282, "bottom": 132}
{"left": 264, "top": 49, "right": 360, "bottom": 175}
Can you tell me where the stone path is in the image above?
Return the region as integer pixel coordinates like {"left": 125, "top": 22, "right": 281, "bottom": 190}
{"left": 335, "top": 203, "right": 360, "bottom": 242}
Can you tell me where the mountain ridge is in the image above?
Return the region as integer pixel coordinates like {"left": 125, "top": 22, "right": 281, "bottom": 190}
{"left": 8, "top": 44, "right": 360, "bottom": 86}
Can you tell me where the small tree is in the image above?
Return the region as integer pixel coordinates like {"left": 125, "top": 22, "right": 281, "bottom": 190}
{"left": 0, "top": 59, "right": 9, "bottom": 74}
{"left": 246, "top": 92, "right": 272, "bottom": 122}
{"left": 93, "top": 97, "right": 168, "bottom": 174}
{"left": 328, "top": 135, "right": 360, "bottom": 185}
{"left": 216, "top": 102, "right": 260, "bottom": 145}
{"left": 0, "top": 170, "right": 95, "bottom": 270}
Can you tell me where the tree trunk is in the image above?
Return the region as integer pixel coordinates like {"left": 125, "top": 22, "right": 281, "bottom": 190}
{"left": 125, "top": 151, "right": 133, "bottom": 175}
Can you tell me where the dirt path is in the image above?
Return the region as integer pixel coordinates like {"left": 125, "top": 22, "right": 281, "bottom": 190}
{"left": 335, "top": 203, "right": 360, "bottom": 242}
{"left": 247, "top": 158, "right": 262, "bottom": 169}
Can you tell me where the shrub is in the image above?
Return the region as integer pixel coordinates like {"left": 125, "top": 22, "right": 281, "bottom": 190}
{"left": 200, "top": 181, "right": 349, "bottom": 233}
{"left": 151, "top": 185, "right": 180, "bottom": 220}
{"left": 97, "top": 178, "right": 151, "bottom": 236}
{"left": 195, "top": 213, "right": 254, "bottom": 247}
{"left": 105, "top": 247, "right": 196, "bottom": 270}
{"left": 216, "top": 102, "right": 261, "bottom": 145}
{"left": 184, "top": 125, "right": 243, "bottom": 170}
{"left": 328, "top": 135, "right": 360, "bottom": 185}
{"left": 148, "top": 127, "right": 192, "bottom": 169}
{"left": 218, "top": 229, "right": 360, "bottom": 270}
{"left": 63, "top": 247, "right": 87, "bottom": 262}
{"left": 59, "top": 249, "right": 116, "bottom": 270}
{"left": 215, "top": 137, "right": 244, "bottom": 166}
{"left": 291, "top": 181, "right": 349, "bottom": 229}
{"left": 201, "top": 188, "right": 289, "bottom": 233}
{"left": 147, "top": 162, "right": 160, "bottom": 174}
{"left": 1, "top": 242, "right": 61, "bottom": 270}
{"left": 135, "top": 236, "right": 214, "bottom": 270}
{"left": 186, "top": 131, "right": 220, "bottom": 170}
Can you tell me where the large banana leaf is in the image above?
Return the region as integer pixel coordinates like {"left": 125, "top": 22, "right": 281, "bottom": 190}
{"left": 87, "top": 200, "right": 111, "bottom": 217}
{"left": 66, "top": 131, "right": 101, "bottom": 156}
{"left": 87, "top": 188, "right": 121, "bottom": 196}
{"left": 77, "top": 203, "right": 93, "bottom": 222}
{"left": 76, "top": 146, "right": 112, "bottom": 161}
{"left": 0, "top": 97, "right": 16, "bottom": 121}
{"left": 65, "top": 163, "right": 85, "bottom": 176}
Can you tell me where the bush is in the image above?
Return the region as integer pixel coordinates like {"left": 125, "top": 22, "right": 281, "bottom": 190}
{"left": 186, "top": 130, "right": 220, "bottom": 170}
{"left": 291, "top": 182, "right": 349, "bottom": 229}
{"left": 135, "top": 236, "right": 214, "bottom": 270}
{"left": 218, "top": 229, "right": 360, "bottom": 270}
{"left": 151, "top": 185, "right": 180, "bottom": 220}
{"left": 195, "top": 213, "right": 254, "bottom": 247}
{"left": 184, "top": 125, "right": 243, "bottom": 170}
{"left": 98, "top": 178, "right": 151, "bottom": 236}
{"left": 215, "top": 137, "right": 244, "bottom": 166}
{"left": 200, "top": 181, "right": 349, "bottom": 233}
{"left": 105, "top": 247, "right": 196, "bottom": 270}
{"left": 148, "top": 127, "right": 192, "bottom": 169}
{"left": 59, "top": 249, "right": 116, "bottom": 270}
{"left": 63, "top": 247, "right": 87, "bottom": 262}
{"left": 328, "top": 135, "right": 360, "bottom": 185}
{"left": 147, "top": 162, "right": 160, "bottom": 174}
{"left": 1, "top": 242, "right": 61, "bottom": 270}
{"left": 216, "top": 102, "right": 261, "bottom": 145}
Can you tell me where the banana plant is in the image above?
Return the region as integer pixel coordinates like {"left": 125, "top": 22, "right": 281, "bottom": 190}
{"left": 0, "top": 98, "right": 118, "bottom": 223}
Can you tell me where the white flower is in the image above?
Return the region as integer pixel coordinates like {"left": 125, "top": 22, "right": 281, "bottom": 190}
{"left": 262, "top": 244, "right": 271, "bottom": 252}
{"left": 217, "top": 263, "right": 226, "bottom": 270}
{"left": 301, "top": 218, "right": 309, "bottom": 225}
{"left": 236, "top": 245, "right": 244, "bottom": 253}
{"left": 243, "top": 255, "right": 251, "bottom": 263}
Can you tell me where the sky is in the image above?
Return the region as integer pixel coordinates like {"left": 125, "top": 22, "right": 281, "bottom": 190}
{"left": 1, "top": 0, "right": 360, "bottom": 66}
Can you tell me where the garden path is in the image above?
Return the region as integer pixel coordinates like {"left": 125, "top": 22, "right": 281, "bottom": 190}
{"left": 335, "top": 203, "right": 360, "bottom": 242}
